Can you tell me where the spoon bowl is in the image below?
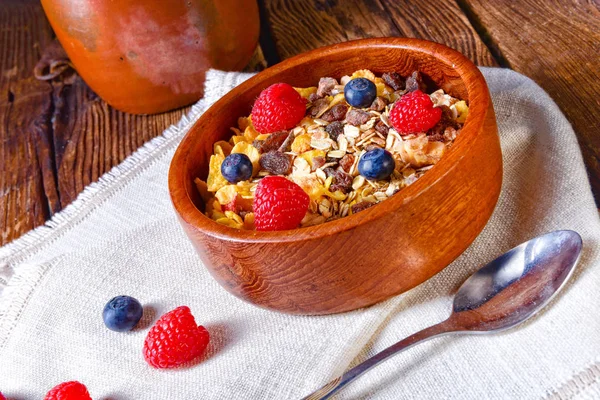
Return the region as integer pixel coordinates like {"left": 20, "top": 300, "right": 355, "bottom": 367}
{"left": 304, "top": 230, "right": 583, "bottom": 400}
{"left": 451, "top": 230, "right": 582, "bottom": 332}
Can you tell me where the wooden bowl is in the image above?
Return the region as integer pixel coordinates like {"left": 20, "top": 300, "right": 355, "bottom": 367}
{"left": 169, "top": 38, "right": 502, "bottom": 315}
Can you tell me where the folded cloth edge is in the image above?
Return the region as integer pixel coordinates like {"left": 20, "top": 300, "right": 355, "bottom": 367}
{"left": 0, "top": 68, "right": 598, "bottom": 399}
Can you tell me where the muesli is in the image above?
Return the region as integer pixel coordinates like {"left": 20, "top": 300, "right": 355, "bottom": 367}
{"left": 194, "top": 69, "right": 469, "bottom": 231}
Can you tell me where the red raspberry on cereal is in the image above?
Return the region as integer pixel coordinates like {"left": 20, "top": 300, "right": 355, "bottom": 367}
{"left": 143, "top": 306, "right": 210, "bottom": 369}
{"left": 389, "top": 90, "right": 441, "bottom": 135}
{"left": 44, "top": 381, "right": 91, "bottom": 400}
{"left": 253, "top": 176, "right": 309, "bottom": 231}
{"left": 251, "top": 83, "right": 307, "bottom": 133}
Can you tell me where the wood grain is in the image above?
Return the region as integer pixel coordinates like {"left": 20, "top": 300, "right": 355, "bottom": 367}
{"left": 169, "top": 38, "right": 503, "bottom": 314}
{"left": 0, "top": 1, "right": 55, "bottom": 244}
{"left": 0, "top": 0, "right": 267, "bottom": 245}
{"left": 261, "top": 0, "right": 497, "bottom": 66}
{"left": 459, "top": 0, "right": 600, "bottom": 202}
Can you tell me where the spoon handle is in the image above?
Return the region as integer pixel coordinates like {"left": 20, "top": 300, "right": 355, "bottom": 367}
{"left": 302, "top": 320, "right": 455, "bottom": 400}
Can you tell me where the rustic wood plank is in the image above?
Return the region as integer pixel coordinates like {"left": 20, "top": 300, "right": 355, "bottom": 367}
{"left": 261, "top": 0, "right": 496, "bottom": 66}
{"left": 0, "top": 1, "right": 56, "bottom": 244}
{"left": 459, "top": 0, "right": 600, "bottom": 202}
{"left": 50, "top": 77, "right": 188, "bottom": 206}
{"left": 0, "top": 0, "right": 267, "bottom": 245}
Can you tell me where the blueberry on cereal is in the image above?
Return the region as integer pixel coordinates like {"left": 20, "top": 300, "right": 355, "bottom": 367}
{"left": 358, "top": 148, "right": 395, "bottom": 181}
{"left": 221, "top": 153, "right": 253, "bottom": 183}
{"left": 344, "top": 78, "right": 377, "bottom": 108}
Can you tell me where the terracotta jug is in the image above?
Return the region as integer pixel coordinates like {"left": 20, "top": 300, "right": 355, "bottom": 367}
{"left": 41, "top": 0, "right": 260, "bottom": 114}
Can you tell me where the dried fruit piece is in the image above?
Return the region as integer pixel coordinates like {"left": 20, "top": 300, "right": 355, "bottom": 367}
{"left": 405, "top": 71, "right": 426, "bottom": 93}
{"left": 325, "top": 121, "right": 344, "bottom": 141}
{"left": 339, "top": 153, "right": 355, "bottom": 172}
{"left": 351, "top": 201, "right": 375, "bottom": 214}
{"left": 260, "top": 151, "right": 293, "bottom": 175}
{"left": 382, "top": 72, "right": 404, "bottom": 91}
{"left": 370, "top": 96, "right": 388, "bottom": 112}
{"left": 321, "top": 103, "right": 348, "bottom": 122}
{"left": 317, "top": 77, "right": 338, "bottom": 97}
{"left": 374, "top": 120, "right": 389, "bottom": 135}
{"left": 346, "top": 109, "right": 371, "bottom": 126}
{"left": 309, "top": 98, "right": 330, "bottom": 117}
{"left": 326, "top": 169, "right": 353, "bottom": 193}
{"left": 254, "top": 130, "right": 289, "bottom": 153}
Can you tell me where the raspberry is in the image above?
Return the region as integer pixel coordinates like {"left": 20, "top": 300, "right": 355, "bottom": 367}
{"left": 143, "top": 306, "right": 210, "bottom": 369}
{"left": 251, "top": 83, "right": 307, "bottom": 134}
{"left": 44, "top": 381, "right": 91, "bottom": 400}
{"left": 253, "top": 176, "right": 309, "bottom": 231}
{"left": 389, "top": 90, "right": 442, "bottom": 135}
{"left": 0, "top": 392, "right": 5, "bottom": 400}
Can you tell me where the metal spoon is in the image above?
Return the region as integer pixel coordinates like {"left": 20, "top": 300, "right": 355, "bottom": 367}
{"left": 303, "top": 230, "right": 583, "bottom": 400}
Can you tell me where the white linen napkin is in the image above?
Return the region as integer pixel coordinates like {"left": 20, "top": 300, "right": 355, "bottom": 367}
{"left": 1, "top": 68, "right": 599, "bottom": 400}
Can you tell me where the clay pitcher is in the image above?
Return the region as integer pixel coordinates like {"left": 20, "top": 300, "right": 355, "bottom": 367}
{"left": 41, "top": 0, "right": 260, "bottom": 114}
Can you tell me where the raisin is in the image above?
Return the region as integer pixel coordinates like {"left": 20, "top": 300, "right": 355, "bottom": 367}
{"left": 351, "top": 201, "right": 375, "bottom": 214}
{"left": 321, "top": 104, "right": 348, "bottom": 122}
{"left": 259, "top": 151, "right": 292, "bottom": 175}
{"left": 257, "top": 131, "right": 289, "bottom": 153}
{"left": 346, "top": 109, "right": 371, "bottom": 126}
{"left": 317, "top": 77, "right": 338, "bottom": 97}
{"left": 324, "top": 168, "right": 353, "bottom": 194}
{"left": 331, "top": 172, "right": 353, "bottom": 193}
{"left": 374, "top": 120, "right": 389, "bottom": 135}
{"left": 339, "top": 154, "right": 355, "bottom": 172}
{"left": 382, "top": 72, "right": 404, "bottom": 91}
{"left": 325, "top": 121, "right": 344, "bottom": 141}
{"left": 369, "top": 96, "right": 388, "bottom": 112}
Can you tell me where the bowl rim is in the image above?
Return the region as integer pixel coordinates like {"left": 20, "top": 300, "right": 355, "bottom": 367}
{"left": 169, "top": 37, "right": 492, "bottom": 243}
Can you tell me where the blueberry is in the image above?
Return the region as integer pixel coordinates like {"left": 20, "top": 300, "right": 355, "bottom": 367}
{"left": 221, "top": 153, "right": 253, "bottom": 183}
{"left": 358, "top": 148, "right": 395, "bottom": 180}
{"left": 103, "top": 295, "right": 143, "bottom": 332}
{"left": 344, "top": 78, "right": 377, "bottom": 108}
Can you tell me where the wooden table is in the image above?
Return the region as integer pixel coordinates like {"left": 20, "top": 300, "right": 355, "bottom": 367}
{"left": 1, "top": 0, "right": 599, "bottom": 245}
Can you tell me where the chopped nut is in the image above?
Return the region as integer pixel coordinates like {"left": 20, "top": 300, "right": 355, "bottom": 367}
{"left": 405, "top": 71, "right": 426, "bottom": 93}
{"left": 382, "top": 72, "right": 404, "bottom": 91}
{"left": 375, "top": 120, "right": 389, "bottom": 136}
{"left": 321, "top": 104, "right": 348, "bottom": 122}
{"left": 309, "top": 98, "right": 330, "bottom": 117}
{"left": 317, "top": 77, "right": 338, "bottom": 97}
{"left": 369, "top": 96, "right": 388, "bottom": 112}
{"left": 312, "top": 156, "right": 326, "bottom": 170}
{"left": 346, "top": 109, "right": 371, "bottom": 126}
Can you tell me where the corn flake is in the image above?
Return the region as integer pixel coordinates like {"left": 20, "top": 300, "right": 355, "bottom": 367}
{"left": 207, "top": 154, "right": 228, "bottom": 192}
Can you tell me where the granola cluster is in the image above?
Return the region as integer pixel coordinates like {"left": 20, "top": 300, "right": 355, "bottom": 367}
{"left": 194, "top": 69, "right": 469, "bottom": 230}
